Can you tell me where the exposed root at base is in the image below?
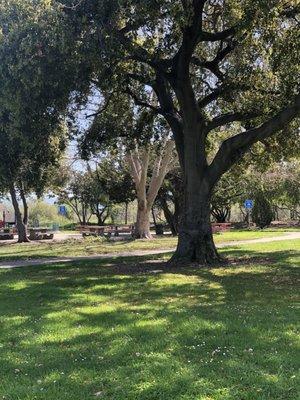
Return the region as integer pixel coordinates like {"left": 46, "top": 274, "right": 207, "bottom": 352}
{"left": 17, "top": 239, "right": 31, "bottom": 244}
{"left": 134, "top": 234, "right": 153, "bottom": 240}
{"left": 167, "top": 253, "right": 227, "bottom": 268}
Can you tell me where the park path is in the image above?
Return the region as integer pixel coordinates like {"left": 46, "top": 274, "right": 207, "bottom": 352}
{"left": 0, "top": 231, "right": 299, "bottom": 270}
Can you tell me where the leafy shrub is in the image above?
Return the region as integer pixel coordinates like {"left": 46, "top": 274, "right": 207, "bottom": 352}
{"left": 252, "top": 192, "right": 273, "bottom": 229}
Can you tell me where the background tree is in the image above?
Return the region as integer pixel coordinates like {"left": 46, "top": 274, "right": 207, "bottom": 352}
{"left": 0, "top": 0, "right": 84, "bottom": 241}
{"left": 93, "top": 155, "right": 136, "bottom": 224}
{"left": 156, "top": 167, "right": 183, "bottom": 236}
{"left": 252, "top": 192, "right": 273, "bottom": 229}
{"left": 127, "top": 140, "right": 175, "bottom": 238}
{"left": 57, "top": 172, "right": 93, "bottom": 226}
{"left": 80, "top": 94, "right": 175, "bottom": 238}
{"left": 211, "top": 166, "right": 245, "bottom": 223}
{"left": 275, "top": 161, "right": 300, "bottom": 221}
{"left": 243, "top": 160, "right": 300, "bottom": 222}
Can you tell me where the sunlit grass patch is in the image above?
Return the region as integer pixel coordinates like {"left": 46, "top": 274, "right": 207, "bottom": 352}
{"left": 0, "top": 239, "right": 299, "bottom": 399}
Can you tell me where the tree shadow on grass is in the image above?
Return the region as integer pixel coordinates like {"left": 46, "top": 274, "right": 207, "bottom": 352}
{"left": 0, "top": 247, "right": 299, "bottom": 399}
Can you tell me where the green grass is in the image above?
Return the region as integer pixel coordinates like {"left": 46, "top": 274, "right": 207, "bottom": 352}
{"left": 0, "top": 239, "right": 299, "bottom": 400}
{"left": 0, "top": 229, "right": 290, "bottom": 261}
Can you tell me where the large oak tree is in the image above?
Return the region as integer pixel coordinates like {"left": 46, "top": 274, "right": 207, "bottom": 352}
{"left": 51, "top": 1, "right": 300, "bottom": 261}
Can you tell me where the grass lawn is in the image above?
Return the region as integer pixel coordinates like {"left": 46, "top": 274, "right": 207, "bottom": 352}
{"left": 0, "top": 229, "right": 290, "bottom": 261}
{"left": 0, "top": 239, "right": 299, "bottom": 400}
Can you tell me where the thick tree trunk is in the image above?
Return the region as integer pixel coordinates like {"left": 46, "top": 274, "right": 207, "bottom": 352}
{"left": 125, "top": 203, "right": 128, "bottom": 225}
{"left": 171, "top": 189, "right": 221, "bottom": 264}
{"left": 19, "top": 188, "right": 29, "bottom": 226}
{"left": 135, "top": 202, "right": 152, "bottom": 239}
{"left": 10, "top": 185, "right": 29, "bottom": 243}
{"left": 170, "top": 120, "right": 221, "bottom": 264}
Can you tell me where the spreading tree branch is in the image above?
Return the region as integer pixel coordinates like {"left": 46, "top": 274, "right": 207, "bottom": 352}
{"left": 208, "top": 94, "right": 300, "bottom": 185}
{"left": 207, "top": 111, "right": 260, "bottom": 131}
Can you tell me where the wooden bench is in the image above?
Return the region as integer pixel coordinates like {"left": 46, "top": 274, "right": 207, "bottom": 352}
{"left": 212, "top": 223, "right": 232, "bottom": 233}
{"left": 79, "top": 225, "right": 135, "bottom": 238}
{"left": 0, "top": 230, "right": 14, "bottom": 240}
{"left": 114, "top": 225, "right": 135, "bottom": 236}
{"left": 29, "top": 228, "right": 54, "bottom": 241}
{"left": 79, "top": 225, "right": 110, "bottom": 237}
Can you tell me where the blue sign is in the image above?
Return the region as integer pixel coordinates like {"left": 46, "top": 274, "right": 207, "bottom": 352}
{"left": 244, "top": 199, "right": 254, "bottom": 209}
{"left": 58, "top": 205, "right": 67, "bottom": 216}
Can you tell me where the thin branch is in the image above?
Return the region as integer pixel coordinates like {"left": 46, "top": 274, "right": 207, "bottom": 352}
{"left": 85, "top": 93, "right": 114, "bottom": 119}
{"left": 125, "top": 86, "right": 162, "bottom": 114}
{"left": 200, "top": 26, "right": 236, "bottom": 42}
{"left": 191, "top": 39, "right": 237, "bottom": 80}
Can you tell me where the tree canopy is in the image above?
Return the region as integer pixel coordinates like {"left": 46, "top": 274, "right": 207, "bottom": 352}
{"left": 54, "top": 0, "right": 300, "bottom": 262}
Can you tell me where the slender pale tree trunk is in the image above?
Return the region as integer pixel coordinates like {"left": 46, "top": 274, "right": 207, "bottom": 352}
{"left": 136, "top": 200, "right": 152, "bottom": 239}
{"left": 127, "top": 141, "right": 174, "bottom": 239}
{"left": 133, "top": 148, "right": 152, "bottom": 238}
{"left": 10, "top": 185, "right": 29, "bottom": 243}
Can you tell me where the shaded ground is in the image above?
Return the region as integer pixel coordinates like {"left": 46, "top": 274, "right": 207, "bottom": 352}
{"left": 0, "top": 239, "right": 299, "bottom": 400}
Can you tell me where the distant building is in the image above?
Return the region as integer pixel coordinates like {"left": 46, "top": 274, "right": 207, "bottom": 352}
{"left": 0, "top": 204, "right": 15, "bottom": 225}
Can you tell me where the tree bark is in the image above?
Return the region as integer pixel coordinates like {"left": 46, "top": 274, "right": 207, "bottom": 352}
{"left": 171, "top": 186, "right": 220, "bottom": 264}
{"left": 125, "top": 202, "right": 128, "bottom": 225}
{"left": 160, "top": 197, "right": 178, "bottom": 236}
{"left": 96, "top": 214, "right": 104, "bottom": 226}
{"left": 170, "top": 119, "right": 221, "bottom": 264}
{"left": 9, "top": 185, "right": 29, "bottom": 243}
{"left": 93, "top": 205, "right": 108, "bottom": 226}
{"left": 19, "top": 188, "right": 29, "bottom": 226}
{"left": 135, "top": 201, "right": 152, "bottom": 239}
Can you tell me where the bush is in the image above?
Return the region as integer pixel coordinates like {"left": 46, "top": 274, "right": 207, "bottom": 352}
{"left": 252, "top": 192, "right": 273, "bottom": 229}
{"left": 28, "top": 200, "right": 72, "bottom": 228}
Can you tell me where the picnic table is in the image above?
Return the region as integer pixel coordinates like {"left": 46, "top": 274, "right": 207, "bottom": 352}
{"left": 0, "top": 229, "right": 14, "bottom": 240}
{"left": 29, "top": 228, "right": 54, "bottom": 241}
{"left": 79, "top": 225, "right": 135, "bottom": 238}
